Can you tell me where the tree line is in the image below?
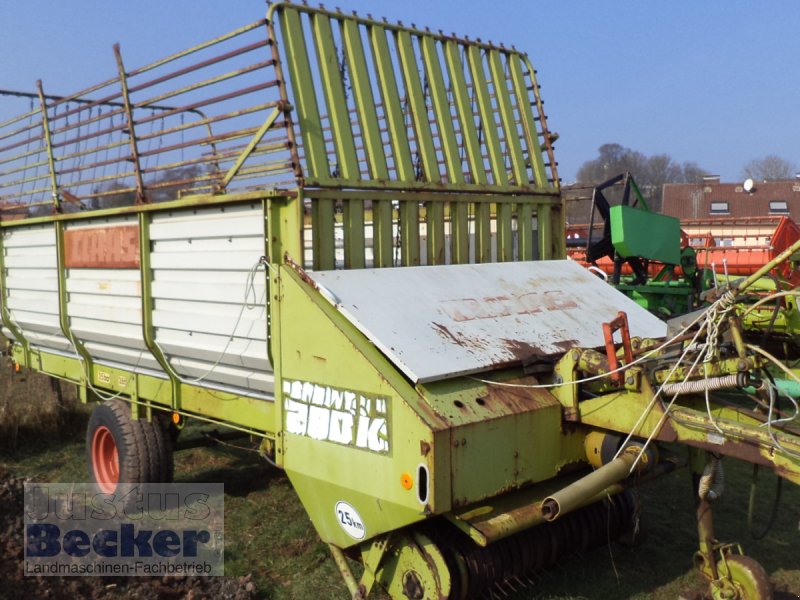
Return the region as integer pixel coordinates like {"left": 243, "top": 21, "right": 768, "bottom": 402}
{"left": 573, "top": 143, "right": 796, "bottom": 212}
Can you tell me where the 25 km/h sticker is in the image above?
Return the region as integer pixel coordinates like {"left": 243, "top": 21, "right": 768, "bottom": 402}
{"left": 334, "top": 501, "right": 366, "bottom": 540}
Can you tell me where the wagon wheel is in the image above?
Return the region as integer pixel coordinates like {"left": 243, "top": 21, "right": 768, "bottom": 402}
{"left": 711, "top": 555, "right": 773, "bottom": 600}
{"left": 86, "top": 399, "right": 174, "bottom": 493}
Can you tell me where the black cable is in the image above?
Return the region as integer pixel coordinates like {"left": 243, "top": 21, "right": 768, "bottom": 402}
{"left": 749, "top": 471, "right": 783, "bottom": 541}
{"left": 746, "top": 367, "right": 786, "bottom": 540}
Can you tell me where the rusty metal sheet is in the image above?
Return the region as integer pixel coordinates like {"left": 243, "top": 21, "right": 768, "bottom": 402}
{"left": 309, "top": 260, "right": 667, "bottom": 383}
{"left": 64, "top": 224, "right": 140, "bottom": 269}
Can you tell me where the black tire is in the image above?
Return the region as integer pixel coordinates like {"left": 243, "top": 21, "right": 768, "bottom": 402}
{"left": 149, "top": 411, "right": 174, "bottom": 483}
{"left": 86, "top": 399, "right": 147, "bottom": 493}
{"left": 86, "top": 400, "right": 174, "bottom": 493}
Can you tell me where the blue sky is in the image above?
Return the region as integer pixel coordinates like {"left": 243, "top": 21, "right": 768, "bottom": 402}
{"left": 1, "top": 1, "right": 797, "bottom": 183}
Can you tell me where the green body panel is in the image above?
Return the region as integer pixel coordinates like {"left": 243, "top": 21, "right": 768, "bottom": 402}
{"left": 276, "top": 267, "right": 448, "bottom": 547}
{"left": 420, "top": 377, "right": 585, "bottom": 506}
{"left": 617, "top": 280, "right": 696, "bottom": 317}
{"left": 610, "top": 204, "right": 681, "bottom": 264}
{"left": 275, "top": 264, "right": 597, "bottom": 547}
{"left": 12, "top": 345, "right": 273, "bottom": 433}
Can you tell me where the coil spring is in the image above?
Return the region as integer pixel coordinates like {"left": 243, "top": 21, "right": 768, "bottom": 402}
{"left": 660, "top": 373, "right": 747, "bottom": 396}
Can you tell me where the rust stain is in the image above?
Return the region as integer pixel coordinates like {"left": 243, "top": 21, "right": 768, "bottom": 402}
{"left": 431, "top": 323, "right": 488, "bottom": 353}
{"left": 439, "top": 290, "right": 579, "bottom": 323}
{"left": 64, "top": 224, "right": 140, "bottom": 269}
{"left": 431, "top": 322, "right": 461, "bottom": 345}
{"left": 284, "top": 252, "right": 322, "bottom": 291}
{"left": 483, "top": 377, "right": 559, "bottom": 413}
{"left": 687, "top": 438, "right": 769, "bottom": 467}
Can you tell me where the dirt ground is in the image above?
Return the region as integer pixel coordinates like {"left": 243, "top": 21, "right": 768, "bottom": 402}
{"left": 0, "top": 466, "right": 258, "bottom": 600}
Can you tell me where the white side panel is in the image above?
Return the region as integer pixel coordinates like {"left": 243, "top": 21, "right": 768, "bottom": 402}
{"left": 2, "top": 225, "right": 72, "bottom": 353}
{"left": 150, "top": 203, "right": 271, "bottom": 394}
{"left": 64, "top": 216, "right": 162, "bottom": 372}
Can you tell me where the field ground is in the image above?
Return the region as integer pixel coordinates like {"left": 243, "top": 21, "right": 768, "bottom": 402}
{"left": 1, "top": 369, "right": 799, "bottom": 599}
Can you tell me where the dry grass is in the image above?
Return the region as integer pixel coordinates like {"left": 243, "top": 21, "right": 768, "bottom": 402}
{"left": 0, "top": 364, "right": 84, "bottom": 453}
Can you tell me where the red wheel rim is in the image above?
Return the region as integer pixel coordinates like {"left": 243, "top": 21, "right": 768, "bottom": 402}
{"left": 92, "top": 425, "right": 119, "bottom": 493}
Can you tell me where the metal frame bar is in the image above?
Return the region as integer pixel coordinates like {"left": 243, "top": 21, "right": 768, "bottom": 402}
{"left": 36, "top": 80, "right": 60, "bottom": 212}
{"left": 138, "top": 211, "right": 181, "bottom": 411}
{"left": 113, "top": 44, "right": 147, "bottom": 204}
{"left": 219, "top": 103, "right": 288, "bottom": 190}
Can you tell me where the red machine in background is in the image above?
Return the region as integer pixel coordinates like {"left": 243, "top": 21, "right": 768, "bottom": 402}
{"left": 568, "top": 215, "right": 800, "bottom": 286}
{"left": 684, "top": 215, "right": 800, "bottom": 286}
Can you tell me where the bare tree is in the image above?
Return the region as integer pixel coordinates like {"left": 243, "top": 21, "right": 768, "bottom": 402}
{"left": 742, "top": 155, "right": 796, "bottom": 182}
{"left": 576, "top": 143, "right": 709, "bottom": 211}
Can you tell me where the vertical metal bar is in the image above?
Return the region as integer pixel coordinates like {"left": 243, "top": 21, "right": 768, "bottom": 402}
{"left": 366, "top": 24, "right": 408, "bottom": 268}
{"left": 466, "top": 47, "right": 499, "bottom": 264}
{"left": 475, "top": 202, "right": 492, "bottom": 263}
{"left": 139, "top": 212, "right": 181, "bottom": 411}
{"left": 265, "top": 16, "right": 302, "bottom": 184}
{"left": 427, "top": 201, "right": 445, "bottom": 265}
{"left": 421, "top": 37, "right": 463, "bottom": 265}
{"left": 312, "top": 14, "right": 364, "bottom": 269}
{"left": 444, "top": 41, "right": 485, "bottom": 264}
{"left": 342, "top": 202, "right": 366, "bottom": 269}
{"left": 508, "top": 55, "right": 547, "bottom": 188}
{"left": 466, "top": 47, "right": 507, "bottom": 186}
{"left": 311, "top": 14, "right": 358, "bottom": 178}
{"left": 341, "top": 19, "right": 383, "bottom": 268}
{"left": 538, "top": 203, "right": 553, "bottom": 259}
{"left": 54, "top": 222, "right": 94, "bottom": 383}
{"left": 497, "top": 202, "right": 514, "bottom": 262}
{"left": 394, "top": 31, "right": 437, "bottom": 181}
{"left": 420, "top": 38, "right": 462, "bottom": 183}
{"left": 487, "top": 50, "right": 527, "bottom": 186}
{"left": 36, "top": 80, "right": 60, "bottom": 212}
{"left": 0, "top": 230, "right": 30, "bottom": 365}
{"left": 276, "top": 9, "right": 330, "bottom": 180}
{"left": 553, "top": 202, "right": 566, "bottom": 260}
{"left": 113, "top": 44, "right": 147, "bottom": 204}
{"left": 313, "top": 199, "right": 336, "bottom": 270}
{"left": 278, "top": 9, "right": 334, "bottom": 269}
{"left": 265, "top": 193, "right": 305, "bottom": 466}
{"left": 399, "top": 200, "right": 420, "bottom": 266}
{"left": 395, "top": 31, "right": 441, "bottom": 264}
{"left": 342, "top": 19, "right": 387, "bottom": 178}
{"left": 518, "top": 203, "right": 534, "bottom": 260}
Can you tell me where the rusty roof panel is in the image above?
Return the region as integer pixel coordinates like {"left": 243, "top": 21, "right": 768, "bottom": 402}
{"left": 309, "top": 261, "right": 667, "bottom": 383}
{"left": 662, "top": 181, "right": 800, "bottom": 220}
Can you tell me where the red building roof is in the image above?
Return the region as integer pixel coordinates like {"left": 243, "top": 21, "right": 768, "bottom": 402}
{"left": 662, "top": 179, "right": 800, "bottom": 220}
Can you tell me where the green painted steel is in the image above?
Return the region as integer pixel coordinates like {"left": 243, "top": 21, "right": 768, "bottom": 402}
{"left": 54, "top": 222, "right": 92, "bottom": 385}
{"left": 138, "top": 211, "right": 182, "bottom": 411}
{"left": 35, "top": 81, "right": 61, "bottom": 211}
{"left": 0, "top": 230, "right": 29, "bottom": 364}
{"left": 610, "top": 205, "right": 682, "bottom": 264}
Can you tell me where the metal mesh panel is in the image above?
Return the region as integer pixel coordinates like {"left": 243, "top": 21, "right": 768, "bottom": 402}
{"left": 0, "top": 20, "right": 295, "bottom": 216}
{"left": 270, "top": 3, "right": 559, "bottom": 192}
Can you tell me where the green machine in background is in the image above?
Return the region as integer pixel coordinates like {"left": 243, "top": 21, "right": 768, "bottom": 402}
{"left": 0, "top": 4, "right": 799, "bottom": 599}
{"left": 583, "top": 172, "right": 704, "bottom": 317}
{"left": 580, "top": 173, "right": 800, "bottom": 352}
